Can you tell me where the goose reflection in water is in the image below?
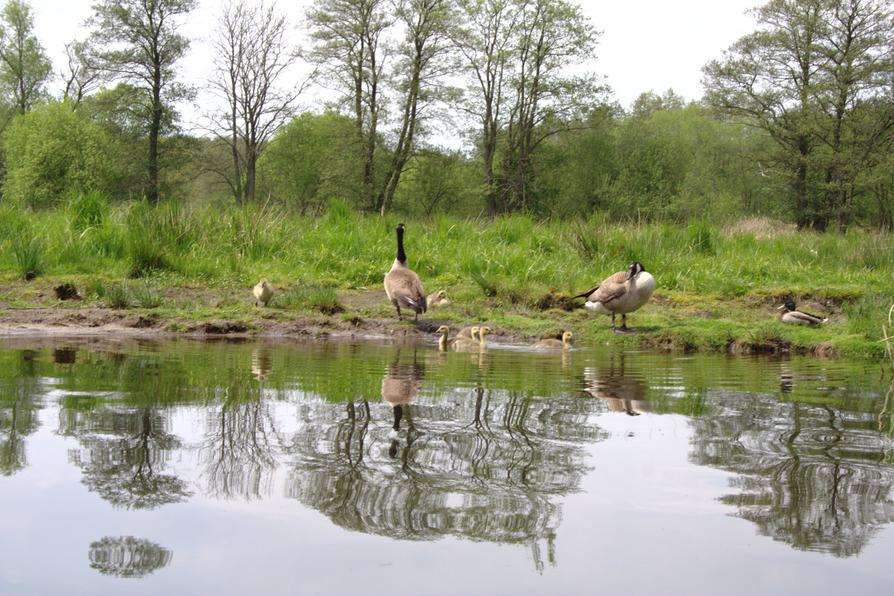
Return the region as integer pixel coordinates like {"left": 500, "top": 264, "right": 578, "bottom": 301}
{"left": 381, "top": 350, "right": 423, "bottom": 458}
{"left": 582, "top": 357, "right": 650, "bottom": 416}
{"left": 251, "top": 346, "right": 273, "bottom": 381}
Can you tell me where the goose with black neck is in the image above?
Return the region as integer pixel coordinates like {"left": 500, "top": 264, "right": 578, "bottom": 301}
{"left": 384, "top": 223, "right": 428, "bottom": 322}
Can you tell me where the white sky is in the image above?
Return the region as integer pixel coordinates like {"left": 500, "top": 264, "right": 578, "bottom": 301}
{"left": 30, "top": 0, "right": 759, "bottom": 122}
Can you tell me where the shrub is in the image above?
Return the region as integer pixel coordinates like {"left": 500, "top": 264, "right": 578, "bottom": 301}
{"left": 2, "top": 102, "right": 119, "bottom": 207}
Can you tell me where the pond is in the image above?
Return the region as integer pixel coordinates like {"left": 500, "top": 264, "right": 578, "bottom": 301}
{"left": 1, "top": 336, "right": 893, "bottom": 596}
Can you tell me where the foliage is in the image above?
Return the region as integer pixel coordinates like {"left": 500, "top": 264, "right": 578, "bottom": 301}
{"left": 2, "top": 102, "right": 120, "bottom": 207}
{"left": 87, "top": 0, "right": 197, "bottom": 203}
{"left": 257, "top": 112, "right": 359, "bottom": 213}
{"left": 0, "top": 0, "right": 52, "bottom": 113}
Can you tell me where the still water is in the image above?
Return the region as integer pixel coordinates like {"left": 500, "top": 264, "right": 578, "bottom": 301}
{"left": 1, "top": 336, "right": 893, "bottom": 596}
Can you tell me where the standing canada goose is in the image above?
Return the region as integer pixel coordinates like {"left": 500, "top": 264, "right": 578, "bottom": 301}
{"left": 427, "top": 290, "right": 450, "bottom": 308}
{"left": 384, "top": 223, "right": 427, "bottom": 321}
{"left": 777, "top": 298, "right": 827, "bottom": 326}
{"left": 253, "top": 278, "right": 274, "bottom": 306}
{"left": 573, "top": 262, "right": 656, "bottom": 332}
{"left": 533, "top": 331, "right": 573, "bottom": 350}
{"left": 452, "top": 326, "right": 490, "bottom": 352}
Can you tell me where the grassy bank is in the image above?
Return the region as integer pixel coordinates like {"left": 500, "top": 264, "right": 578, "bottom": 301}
{"left": 0, "top": 197, "right": 891, "bottom": 359}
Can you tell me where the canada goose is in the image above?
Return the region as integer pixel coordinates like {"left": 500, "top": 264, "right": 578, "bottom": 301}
{"left": 777, "top": 298, "right": 827, "bottom": 326}
{"left": 253, "top": 278, "right": 274, "bottom": 306}
{"left": 452, "top": 326, "right": 490, "bottom": 352}
{"left": 384, "top": 224, "right": 427, "bottom": 321}
{"left": 573, "top": 262, "right": 656, "bottom": 332}
{"left": 533, "top": 331, "right": 573, "bottom": 350}
{"left": 427, "top": 290, "right": 450, "bottom": 308}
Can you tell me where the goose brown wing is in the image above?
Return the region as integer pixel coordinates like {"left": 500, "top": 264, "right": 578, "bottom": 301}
{"left": 386, "top": 268, "right": 427, "bottom": 310}
{"left": 588, "top": 271, "right": 629, "bottom": 304}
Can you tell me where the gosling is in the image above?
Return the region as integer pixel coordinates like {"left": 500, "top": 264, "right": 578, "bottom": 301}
{"left": 427, "top": 290, "right": 450, "bottom": 308}
{"left": 533, "top": 331, "right": 573, "bottom": 350}
{"left": 253, "top": 278, "right": 274, "bottom": 307}
{"left": 436, "top": 325, "right": 451, "bottom": 351}
{"left": 453, "top": 326, "right": 490, "bottom": 352}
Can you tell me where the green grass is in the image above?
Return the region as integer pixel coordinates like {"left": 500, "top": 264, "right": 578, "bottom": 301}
{"left": 276, "top": 286, "right": 344, "bottom": 314}
{"left": 0, "top": 196, "right": 891, "bottom": 359}
{"left": 11, "top": 235, "right": 44, "bottom": 280}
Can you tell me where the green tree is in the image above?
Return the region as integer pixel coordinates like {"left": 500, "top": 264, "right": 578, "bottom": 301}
{"left": 813, "top": 0, "right": 894, "bottom": 230}
{"left": 78, "top": 83, "right": 151, "bottom": 199}
{"left": 257, "top": 111, "right": 360, "bottom": 212}
{"left": 209, "top": 0, "right": 304, "bottom": 205}
{"left": 703, "top": 0, "right": 826, "bottom": 228}
{"left": 375, "top": 0, "right": 455, "bottom": 215}
{"left": 0, "top": 0, "right": 51, "bottom": 114}
{"left": 703, "top": 0, "right": 894, "bottom": 230}
{"left": 452, "top": 0, "right": 518, "bottom": 216}
{"left": 307, "top": 0, "right": 391, "bottom": 211}
{"left": 87, "top": 0, "right": 197, "bottom": 204}
{"left": 394, "top": 147, "right": 479, "bottom": 216}
{"left": 500, "top": 0, "right": 601, "bottom": 212}
{"left": 2, "top": 102, "right": 121, "bottom": 207}
{"left": 307, "top": 0, "right": 452, "bottom": 214}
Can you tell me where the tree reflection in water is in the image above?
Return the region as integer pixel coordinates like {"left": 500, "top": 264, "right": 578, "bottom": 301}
{"left": 285, "top": 349, "right": 604, "bottom": 571}
{"left": 0, "top": 350, "right": 43, "bottom": 476}
{"left": 690, "top": 385, "right": 894, "bottom": 557}
{"left": 64, "top": 406, "right": 191, "bottom": 509}
{"left": 199, "top": 360, "right": 282, "bottom": 500}
{"left": 88, "top": 536, "right": 172, "bottom": 578}
{"left": 5, "top": 340, "right": 894, "bottom": 565}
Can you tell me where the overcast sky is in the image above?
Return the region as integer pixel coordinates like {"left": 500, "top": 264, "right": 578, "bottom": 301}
{"left": 30, "top": 0, "right": 759, "bottom": 117}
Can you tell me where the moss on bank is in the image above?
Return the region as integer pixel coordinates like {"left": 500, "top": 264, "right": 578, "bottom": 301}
{"left": 0, "top": 273, "right": 886, "bottom": 361}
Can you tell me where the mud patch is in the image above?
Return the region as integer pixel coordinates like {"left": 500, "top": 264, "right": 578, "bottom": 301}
{"left": 532, "top": 289, "right": 578, "bottom": 312}
{"left": 201, "top": 321, "right": 250, "bottom": 334}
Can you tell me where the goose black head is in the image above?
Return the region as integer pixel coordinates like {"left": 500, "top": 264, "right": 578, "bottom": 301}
{"left": 627, "top": 261, "right": 645, "bottom": 280}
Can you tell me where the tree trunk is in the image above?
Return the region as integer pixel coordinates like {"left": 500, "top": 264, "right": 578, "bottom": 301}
{"left": 148, "top": 59, "right": 162, "bottom": 204}
{"left": 483, "top": 114, "right": 498, "bottom": 216}
{"left": 245, "top": 149, "right": 257, "bottom": 204}
{"left": 794, "top": 135, "right": 810, "bottom": 229}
